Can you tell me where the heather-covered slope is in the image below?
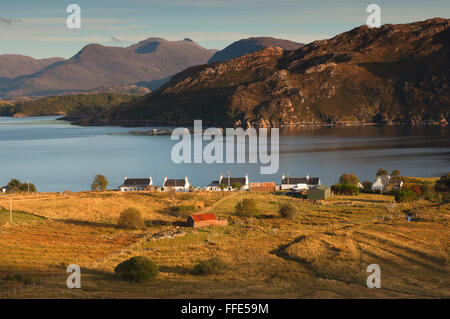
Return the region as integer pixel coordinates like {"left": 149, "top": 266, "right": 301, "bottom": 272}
{"left": 93, "top": 18, "right": 449, "bottom": 127}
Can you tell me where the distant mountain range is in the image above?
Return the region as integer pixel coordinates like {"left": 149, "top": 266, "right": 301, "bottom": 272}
{"left": 0, "top": 38, "right": 216, "bottom": 99}
{"left": 208, "top": 37, "right": 304, "bottom": 63}
{"left": 0, "top": 36, "right": 307, "bottom": 100}
{"left": 83, "top": 18, "right": 448, "bottom": 127}
{"left": 0, "top": 55, "right": 65, "bottom": 79}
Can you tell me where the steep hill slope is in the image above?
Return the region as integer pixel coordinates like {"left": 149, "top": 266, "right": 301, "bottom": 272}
{"left": 92, "top": 18, "right": 449, "bottom": 127}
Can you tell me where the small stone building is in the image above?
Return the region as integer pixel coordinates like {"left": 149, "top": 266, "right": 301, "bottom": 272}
{"left": 307, "top": 185, "right": 331, "bottom": 200}
{"left": 186, "top": 213, "right": 228, "bottom": 228}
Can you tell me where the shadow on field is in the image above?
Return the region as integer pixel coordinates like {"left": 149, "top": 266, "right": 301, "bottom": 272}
{"left": 54, "top": 219, "right": 116, "bottom": 229}
{"left": 158, "top": 265, "right": 191, "bottom": 275}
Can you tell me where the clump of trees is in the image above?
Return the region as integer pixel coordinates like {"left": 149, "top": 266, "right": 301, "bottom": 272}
{"left": 117, "top": 208, "right": 145, "bottom": 229}
{"left": 361, "top": 180, "right": 373, "bottom": 192}
{"left": 279, "top": 202, "right": 297, "bottom": 218}
{"left": 377, "top": 168, "right": 389, "bottom": 177}
{"left": 435, "top": 173, "right": 450, "bottom": 202}
{"left": 91, "top": 174, "right": 108, "bottom": 191}
{"left": 114, "top": 256, "right": 158, "bottom": 283}
{"left": 192, "top": 257, "right": 227, "bottom": 275}
{"left": 332, "top": 173, "right": 360, "bottom": 195}
{"left": 331, "top": 184, "right": 359, "bottom": 195}
{"left": 7, "top": 179, "right": 37, "bottom": 193}
{"left": 235, "top": 199, "right": 258, "bottom": 217}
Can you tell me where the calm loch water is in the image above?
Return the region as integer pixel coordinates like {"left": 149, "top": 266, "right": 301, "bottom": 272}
{"left": 0, "top": 116, "right": 448, "bottom": 192}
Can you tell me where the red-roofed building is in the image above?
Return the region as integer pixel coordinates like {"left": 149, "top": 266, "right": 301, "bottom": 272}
{"left": 186, "top": 213, "right": 228, "bottom": 228}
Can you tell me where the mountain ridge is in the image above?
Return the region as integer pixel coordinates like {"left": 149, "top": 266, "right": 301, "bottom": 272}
{"left": 83, "top": 18, "right": 449, "bottom": 127}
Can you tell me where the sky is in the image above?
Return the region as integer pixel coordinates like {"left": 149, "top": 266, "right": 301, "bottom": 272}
{"left": 0, "top": 0, "right": 449, "bottom": 59}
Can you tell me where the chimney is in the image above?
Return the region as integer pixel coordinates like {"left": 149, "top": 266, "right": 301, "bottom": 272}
{"left": 219, "top": 173, "right": 223, "bottom": 184}
{"left": 124, "top": 176, "right": 128, "bottom": 180}
{"left": 245, "top": 173, "right": 249, "bottom": 185}
{"left": 306, "top": 173, "right": 310, "bottom": 180}
{"left": 282, "top": 173, "right": 285, "bottom": 180}
{"left": 163, "top": 176, "right": 167, "bottom": 186}
{"left": 149, "top": 176, "right": 153, "bottom": 186}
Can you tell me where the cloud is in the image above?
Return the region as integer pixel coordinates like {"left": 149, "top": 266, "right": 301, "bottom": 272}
{"left": 0, "top": 17, "right": 22, "bottom": 25}
{"left": 110, "top": 36, "right": 123, "bottom": 43}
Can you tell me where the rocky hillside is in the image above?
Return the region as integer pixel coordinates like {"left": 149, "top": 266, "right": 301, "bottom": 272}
{"left": 0, "top": 38, "right": 216, "bottom": 98}
{"left": 208, "top": 37, "right": 304, "bottom": 63}
{"left": 83, "top": 18, "right": 450, "bottom": 127}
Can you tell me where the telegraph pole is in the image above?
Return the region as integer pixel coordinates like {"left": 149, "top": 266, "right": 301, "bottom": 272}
{"left": 9, "top": 194, "right": 12, "bottom": 224}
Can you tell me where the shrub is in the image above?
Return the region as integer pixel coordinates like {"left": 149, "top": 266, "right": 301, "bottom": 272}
{"left": 117, "top": 208, "right": 145, "bottom": 229}
{"left": 408, "top": 184, "right": 423, "bottom": 197}
{"left": 114, "top": 256, "right": 159, "bottom": 283}
{"left": 395, "top": 190, "right": 418, "bottom": 203}
{"left": 279, "top": 203, "right": 297, "bottom": 218}
{"left": 192, "top": 257, "right": 227, "bottom": 275}
{"left": 422, "top": 182, "right": 442, "bottom": 202}
{"left": 331, "top": 184, "right": 359, "bottom": 195}
{"left": 234, "top": 199, "right": 258, "bottom": 217}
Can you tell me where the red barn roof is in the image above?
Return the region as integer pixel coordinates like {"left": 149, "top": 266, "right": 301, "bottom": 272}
{"left": 190, "top": 213, "right": 218, "bottom": 222}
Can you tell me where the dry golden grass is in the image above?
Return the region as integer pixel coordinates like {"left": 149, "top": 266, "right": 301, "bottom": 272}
{"left": 0, "top": 190, "right": 448, "bottom": 298}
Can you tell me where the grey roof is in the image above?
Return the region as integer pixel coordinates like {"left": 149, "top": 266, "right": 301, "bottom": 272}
{"left": 123, "top": 178, "right": 151, "bottom": 187}
{"left": 164, "top": 179, "right": 186, "bottom": 187}
{"left": 208, "top": 181, "right": 220, "bottom": 186}
{"left": 282, "top": 177, "right": 320, "bottom": 185}
{"left": 220, "top": 177, "right": 246, "bottom": 186}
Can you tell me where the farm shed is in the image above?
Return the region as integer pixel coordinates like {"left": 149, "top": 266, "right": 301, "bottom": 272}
{"left": 307, "top": 185, "right": 331, "bottom": 200}
{"left": 186, "top": 213, "right": 228, "bottom": 228}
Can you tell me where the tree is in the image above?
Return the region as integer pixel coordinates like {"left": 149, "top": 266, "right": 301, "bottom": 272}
{"left": 395, "top": 190, "right": 417, "bottom": 203}
{"left": 339, "top": 173, "right": 359, "bottom": 185}
{"left": 391, "top": 170, "right": 401, "bottom": 180}
{"left": 219, "top": 183, "right": 227, "bottom": 191}
{"left": 91, "top": 174, "right": 108, "bottom": 191}
{"left": 362, "top": 180, "right": 373, "bottom": 192}
{"left": 235, "top": 199, "right": 258, "bottom": 217}
{"left": 376, "top": 168, "right": 389, "bottom": 177}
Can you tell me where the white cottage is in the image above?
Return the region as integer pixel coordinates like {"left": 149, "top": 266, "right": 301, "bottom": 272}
{"left": 372, "top": 175, "right": 403, "bottom": 192}
{"left": 281, "top": 174, "right": 320, "bottom": 190}
{"left": 163, "top": 176, "right": 190, "bottom": 192}
{"left": 206, "top": 173, "right": 249, "bottom": 191}
{"left": 119, "top": 177, "right": 153, "bottom": 192}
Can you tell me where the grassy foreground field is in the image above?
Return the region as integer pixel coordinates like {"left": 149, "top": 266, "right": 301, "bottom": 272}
{"left": 0, "top": 190, "right": 448, "bottom": 298}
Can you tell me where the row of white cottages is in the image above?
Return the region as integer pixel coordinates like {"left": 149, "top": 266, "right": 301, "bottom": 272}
{"left": 118, "top": 173, "right": 322, "bottom": 192}
{"left": 118, "top": 173, "right": 402, "bottom": 193}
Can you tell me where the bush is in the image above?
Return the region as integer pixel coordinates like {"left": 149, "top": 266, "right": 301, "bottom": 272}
{"left": 422, "top": 182, "right": 442, "bottom": 202}
{"left": 331, "top": 184, "right": 359, "bottom": 195}
{"left": 395, "top": 190, "right": 418, "bottom": 203}
{"left": 234, "top": 199, "right": 258, "bottom": 217}
{"left": 114, "top": 256, "right": 159, "bottom": 283}
{"left": 117, "top": 208, "right": 145, "bottom": 229}
{"left": 279, "top": 203, "right": 297, "bottom": 218}
{"left": 377, "top": 168, "right": 389, "bottom": 177}
{"left": 192, "top": 257, "right": 227, "bottom": 275}
{"left": 168, "top": 205, "right": 197, "bottom": 217}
